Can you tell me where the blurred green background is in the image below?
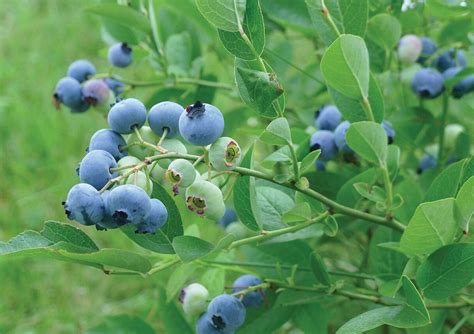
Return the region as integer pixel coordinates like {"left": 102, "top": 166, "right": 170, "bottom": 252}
{"left": 0, "top": 1, "right": 155, "bottom": 332}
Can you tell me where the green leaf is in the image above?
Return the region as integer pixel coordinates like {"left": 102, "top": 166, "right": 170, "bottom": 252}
{"left": 260, "top": 117, "right": 292, "bottom": 146}
{"left": 310, "top": 252, "right": 331, "bottom": 286}
{"left": 336, "top": 168, "right": 378, "bottom": 206}
{"left": 157, "top": 289, "right": 194, "bottom": 334}
{"left": 256, "top": 182, "right": 295, "bottom": 231}
{"left": 122, "top": 182, "right": 183, "bottom": 254}
{"left": 455, "top": 176, "right": 474, "bottom": 231}
{"left": 86, "top": 315, "right": 156, "bottom": 334}
{"left": 261, "top": 146, "right": 292, "bottom": 169}
{"left": 300, "top": 150, "right": 321, "bottom": 175}
{"left": 424, "top": 157, "right": 474, "bottom": 202}
{"left": 260, "top": 0, "right": 313, "bottom": 33}
{"left": 165, "top": 32, "right": 192, "bottom": 76}
{"left": 322, "top": 215, "right": 338, "bottom": 237}
{"left": 235, "top": 64, "right": 284, "bottom": 118}
{"left": 172, "top": 236, "right": 214, "bottom": 262}
{"left": 416, "top": 243, "right": 474, "bottom": 300}
{"left": 233, "top": 145, "right": 260, "bottom": 231}
{"left": 366, "top": 14, "right": 401, "bottom": 49}
{"left": 368, "top": 227, "right": 406, "bottom": 280}
{"left": 337, "top": 276, "right": 429, "bottom": 333}
{"left": 239, "top": 305, "right": 296, "bottom": 333}
{"left": 218, "top": 0, "right": 264, "bottom": 60}
{"left": 329, "top": 73, "right": 384, "bottom": 123}
{"left": 400, "top": 198, "right": 459, "bottom": 256}
{"left": 321, "top": 34, "right": 369, "bottom": 99}
{"left": 41, "top": 220, "right": 98, "bottom": 251}
{"left": 305, "top": 0, "right": 368, "bottom": 45}
{"left": 282, "top": 203, "right": 312, "bottom": 224}
{"left": 195, "top": 0, "right": 246, "bottom": 32}
{"left": 346, "top": 121, "right": 387, "bottom": 164}
{"left": 200, "top": 268, "right": 226, "bottom": 298}
{"left": 166, "top": 263, "right": 196, "bottom": 302}
{"left": 294, "top": 303, "right": 328, "bottom": 334}
{"left": 426, "top": 0, "right": 471, "bottom": 19}
{"left": 85, "top": 4, "right": 151, "bottom": 33}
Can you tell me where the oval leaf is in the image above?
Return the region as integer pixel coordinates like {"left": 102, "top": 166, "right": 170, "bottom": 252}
{"left": 346, "top": 121, "right": 387, "bottom": 165}
{"left": 196, "top": 0, "right": 246, "bottom": 32}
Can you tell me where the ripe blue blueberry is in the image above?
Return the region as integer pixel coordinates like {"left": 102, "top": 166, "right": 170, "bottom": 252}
{"left": 89, "top": 129, "right": 127, "bottom": 161}
{"left": 67, "top": 59, "right": 96, "bottom": 83}
{"left": 108, "top": 98, "right": 147, "bottom": 134}
{"left": 433, "top": 49, "right": 466, "bottom": 72}
{"left": 79, "top": 150, "right": 118, "bottom": 190}
{"left": 108, "top": 43, "right": 133, "bottom": 68}
{"left": 315, "top": 105, "right": 341, "bottom": 131}
{"left": 63, "top": 183, "right": 105, "bottom": 226}
{"left": 411, "top": 69, "right": 444, "bottom": 99}
{"left": 107, "top": 184, "right": 151, "bottom": 225}
{"left": 53, "top": 77, "right": 84, "bottom": 110}
{"left": 310, "top": 130, "right": 337, "bottom": 161}
{"left": 397, "top": 35, "right": 422, "bottom": 64}
{"left": 418, "top": 154, "right": 437, "bottom": 174}
{"left": 95, "top": 190, "right": 120, "bottom": 230}
{"left": 105, "top": 78, "right": 125, "bottom": 96}
{"left": 218, "top": 208, "right": 237, "bottom": 228}
{"left": 135, "top": 198, "right": 168, "bottom": 233}
{"left": 334, "top": 121, "right": 353, "bottom": 153}
{"left": 82, "top": 79, "right": 111, "bottom": 107}
{"left": 179, "top": 101, "right": 224, "bottom": 146}
{"left": 382, "top": 121, "right": 395, "bottom": 144}
{"left": 207, "top": 294, "right": 246, "bottom": 332}
{"left": 232, "top": 275, "right": 265, "bottom": 308}
{"left": 196, "top": 313, "right": 222, "bottom": 334}
{"left": 443, "top": 67, "right": 474, "bottom": 99}
{"left": 148, "top": 101, "right": 185, "bottom": 138}
{"left": 417, "top": 37, "right": 437, "bottom": 64}
{"left": 179, "top": 283, "right": 209, "bottom": 316}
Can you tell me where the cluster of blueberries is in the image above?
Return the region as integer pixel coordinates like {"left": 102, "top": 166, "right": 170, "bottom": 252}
{"left": 309, "top": 105, "right": 395, "bottom": 170}
{"left": 53, "top": 42, "right": 132, "bottom": 113}
{"left": 62, "top": 94, "right": 243, "bottom": 232}
{"left": 397, "top": 35, "right": 474, "bottom": 99}
{"left": 179, "top": 274, "right": 265, "bottom": 334}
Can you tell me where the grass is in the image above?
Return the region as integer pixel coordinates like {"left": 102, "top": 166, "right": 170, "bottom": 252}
{"left": 0, "top": 1, "right": 155, "bottom": 332}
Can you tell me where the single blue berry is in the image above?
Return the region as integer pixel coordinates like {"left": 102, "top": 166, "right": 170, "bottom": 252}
{"left": 310, "top": 130, "right": 337, "bottom": 161}
{"left": 63, "top": 183, "right": 105, "bottom": 226}
{"left": 82, "top": 79, "right": 111, "bottom": 107}
{"left": 443, "top": 67, "right": 474, "bottom": 99}
{"left": 108, "top": 98, "right": 147, "bottom": 134}
{"left": 179, "top": 101, "right": 224, "bottom": 146}
{"left": 315, "top": 105, "right": 341, "bottom": 131}
{"left": 135, "top": 198, "right": 168, "bottom": 233}
{"left": 196, "top": 313, "right": 222, "bottom": 334}
{"left": 417, "top": 37, "right": 437, "bottom": 64}
{"left": 334, "top": 121, "right": 353, "bottom": 153}
{"left": 232, "top": 275, "right": 265, "bottom": 308}
{"left": 95, "top": 190, "right": 120, "bottom": 230}
{"left": 411, "top": 69, "right": 444, "bottom": 99}
{"left": 108, "top": 43, "right": 133, "bottom": 68}
{"left": 382, "top": 121, "right": 395, "bottom": 144}
{"left": 107, "top": 184, "right": 151, "bottom": 225}
{"left": 397, "top": 35, "right": 422, "bottom": 64}
{"left": 67, "top": 59, "right": 96, "bottom": 83}
{"left": 148, "top": 101, "right": 184, "bottom": 138}
{"left": 433, "top": 49, "right": 466, "bottom": 72}
{"left": 79, "top": 150, "right": 118, "bottom": 190}
{"left": 53, "top": 77, "right": 86, "bottom": 111}
{"left": 207, "top": 295, "right": 246, "bottom": 332}
{"left": 418, "top": 154, "right": 437, "bottom": 174}
{"left": 105, "top": 78, "right": 125, "bottom": 96}
{"left": 218, "top": 208, "right": 237, "bottom": 228}
{"left": 89, "top": 129, "right": 127, "bottom": 161}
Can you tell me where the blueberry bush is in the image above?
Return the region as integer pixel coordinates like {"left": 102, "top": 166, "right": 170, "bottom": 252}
{"left": 2, "top": 0, "right": 474, "bottom": 333}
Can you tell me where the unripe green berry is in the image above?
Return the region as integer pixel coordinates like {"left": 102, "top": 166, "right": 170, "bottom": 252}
{"left": 179, "top": 283, "right": 209, "bottom": 316}
{"left": 148, "top": 162, "right": 165, "bottom": 183}
{"left": 185, "top": 180, "right": 225, "bottom": 220}
{"left": 127, "top": 126, "right": 160, "bottom": 160}
{"left": 444, "top": 124, "right": 464, "bottom": 150}
{"left": 225, "top": 221, "right": 249, "bottom": 239}
{"left": 158, "top": 138, "right": 187, "bottom": 168}
{"left": 209, "top": 137, "right": 242, "bottom": 171}
{"left": 166, "top": 159, "right": 196, "bottom": 194}
{"left": 123, "top": 171, "right": 153, "bottom": 195}
{"left": 117, "top": 156, "right": 141, "bottom": 175}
